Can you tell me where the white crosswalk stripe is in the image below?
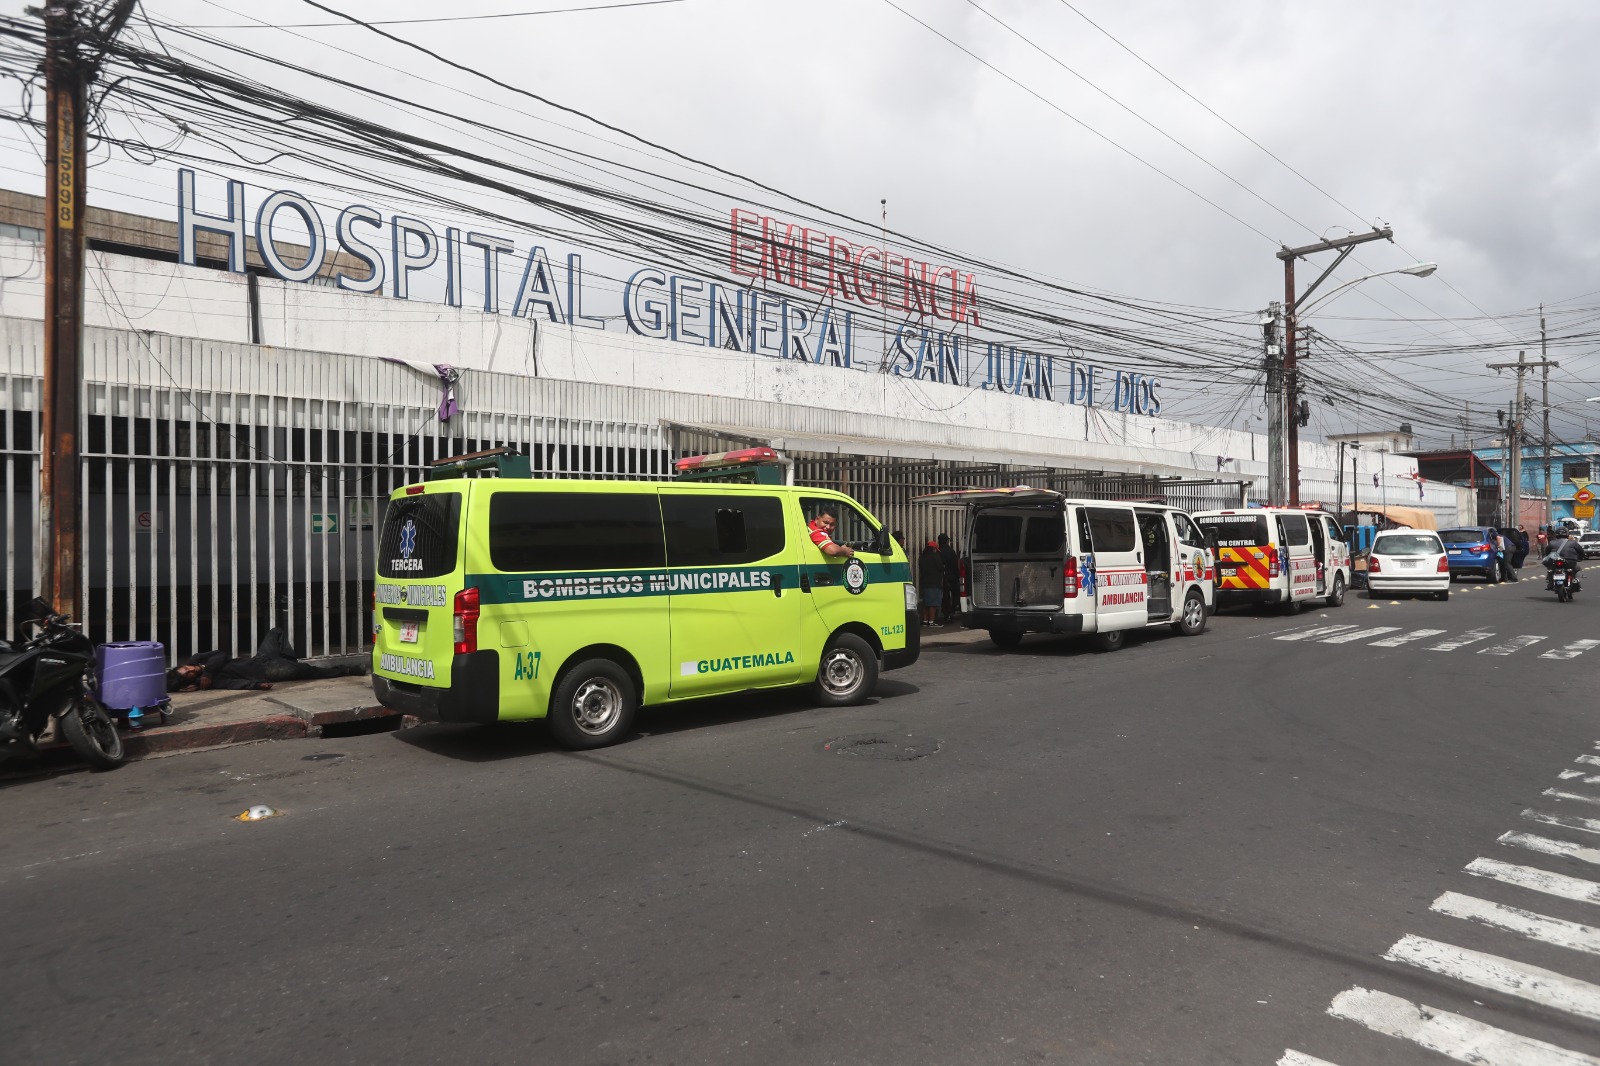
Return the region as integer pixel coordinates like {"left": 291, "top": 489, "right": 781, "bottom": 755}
{"left": 1326, "top": 986, "right": 1600, "bottom": 1065}
{"left": 1545, "top": 788, "right": 1600, "bottom": 807}
{"left": 1431, "top": 891, "right": 1600, "bottom": 956}
{"left": 1578, "top": 755, "right": 1600, "bottom": 768}
{"left": 1558, "top": 770, "right": 1600, "bottom": 784}
{"left": 1368, "top": 628, "right": 1446, "bottom": 647}
{"left": 1383, "top": 934, "right": 1600, "bottom": 1021}
{"left": 1275, "top": 624, "right": 1358, "bottom": 642}
{"left": 1500, "top": 830, "right": 1600, "bottom": 867}
{"left": 1481, "top": 634, "right": 1548, "bottom": 655}
{"left": 1466, "top": 856, "right": 1600, "bottom": 905}
{"left": 1544, "top": 639, "right": 1600, "bottom": 659}
{"left": 1427, "top": 629, "right": 1497, "bottom": 651}
{"left": 1277, "top": 1052, "right": 1340, "bottom": 1066}
{"left": 1318, "top": 626, "right": 1400, "bottom": 644}
{"left": 1523, "top": 808, "right": 1600, "bottom": 837}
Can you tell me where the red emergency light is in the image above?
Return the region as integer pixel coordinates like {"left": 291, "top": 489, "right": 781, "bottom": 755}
{"left": 673, "top": 447, "right": 781, "bottom": 472}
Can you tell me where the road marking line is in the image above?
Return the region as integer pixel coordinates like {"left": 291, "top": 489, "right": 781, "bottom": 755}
{"left": 1327, "top": 986, "right": 1600, "bottom": 1065}
{"left": 1369, "top": 628, "right": 1446, "bottom": 647}
{"left": 1543, "top": 639, "right": 1600, "bottom": 660}
{"left": 1427, "top": 629, "right": 1496, "bottom": 651}
{"left": 1577, "top": 755, "right": 1600, "bottom": 768}
{"left": 1558, "top": 770, "right": 1600, "bottom": 785}
{"left": 1481, "top": 635, "right": 1548, "bottom": 655}
{"left": 1277, "top": 1052, "right": 1340, "bottom": 1066}
{"left": 1320, "top": 626, "right": 1401, "bottom": 644}
{"left": 1524, "top": 809, "right": 1600, "bottom": 837}
{"left": 1276, "top": 624, "right": 1359, "bottom": 642}
{"left": 1432, "top": 891, "right": 1600, "bottom": 956}
{"left": 1499, "top": 831, "right": 1600, "bottom": 867}
{"left": 1466, "top": 856, "right": 1600, "bottom": 905}
{"left": 1545, "top": 788, "right": 1600, "bottom": 808}
{"left": 1382, "top": 934, "right": 1600, "bottom": 1021}
{"left": 1254, "top": 622, "right": 1323, "bottom": 640}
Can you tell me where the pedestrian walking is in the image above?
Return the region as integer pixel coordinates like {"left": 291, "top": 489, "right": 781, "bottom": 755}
{"left": 937, "top": 532, "right": 960, "bottom": 623}
{"left": 1537, "top": 526, "right": 1549, "bottom": 554}
{"left": 919, "top": 540, "right": 945, "bottom": 627}
{"left": 1514, "top": 526, "right": 1530, "bottom": 568}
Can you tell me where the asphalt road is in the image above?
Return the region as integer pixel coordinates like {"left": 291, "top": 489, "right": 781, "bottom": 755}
{"left": 4, "top": 572, "right": 1599, "bottom": 1065}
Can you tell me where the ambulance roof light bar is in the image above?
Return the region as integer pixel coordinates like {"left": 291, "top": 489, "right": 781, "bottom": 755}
{"left": 425, "top": 446, "right": 532, "bottom": 480}
{"left": 673, "top": 447, "right": 790, "bottom": 485}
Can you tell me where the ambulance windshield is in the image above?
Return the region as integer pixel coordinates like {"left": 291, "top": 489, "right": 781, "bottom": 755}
{"left": 1195, "top": 514, "right": 1268, "bottom": 548}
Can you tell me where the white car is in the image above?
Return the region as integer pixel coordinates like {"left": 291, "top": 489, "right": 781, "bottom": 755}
{"left": 1581, "top": 532, "right": 1600, "bottom": 560}
{"left": 1366, "top": 528, "right": 1450, "bottom": 601}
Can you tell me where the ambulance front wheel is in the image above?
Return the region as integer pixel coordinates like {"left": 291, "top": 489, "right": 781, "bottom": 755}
{"left": 814, "top": 633, "right": 878, "bottom": 706}
{"left": 1171, "top": 590, "right": 1207, "bottom": 636}
{"left": 547, "top": 658, "right": 637, "bottom": 750}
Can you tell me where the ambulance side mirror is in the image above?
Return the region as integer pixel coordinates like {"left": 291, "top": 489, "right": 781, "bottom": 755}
{"left": 871, "top": 527, "right": 892, "bottom": 555}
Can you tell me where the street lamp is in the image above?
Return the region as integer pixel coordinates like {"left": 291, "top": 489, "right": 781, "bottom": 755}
{"left": 1275, "top": 222, "right": 1437, "bottom": 507}
{"left": 1294, "top": 262, "right": 1438, "bottom": 318}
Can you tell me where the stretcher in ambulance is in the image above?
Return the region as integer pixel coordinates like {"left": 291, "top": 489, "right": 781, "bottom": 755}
{"left": 914, "top": 488, "right": 1215, "bottom": 651}
{"left": 1191, "top": 508, "right": 1350, "bottom": 613}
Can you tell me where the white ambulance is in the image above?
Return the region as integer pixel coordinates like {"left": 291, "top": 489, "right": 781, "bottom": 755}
{"left": 915, "top": 488, "right": 1215, "bottom": 651}
{"left": 1190, "top": 507, "right": 1351, "bottom": 613}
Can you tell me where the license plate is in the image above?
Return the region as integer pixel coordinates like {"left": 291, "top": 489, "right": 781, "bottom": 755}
{"left": 1399, "top": 560, "right": 1419, "bottom": 568}
{"left": 1448, "top": 550, "right": 1461, "bottom": 555}
{"left": 399, "top": 620, "right": 420, "bottom": 643}
{"left": 1220, "top": 567, "right": 1237, "bottom": 577}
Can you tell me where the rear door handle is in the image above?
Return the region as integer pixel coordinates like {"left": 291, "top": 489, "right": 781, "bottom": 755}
{"left": 771, "top": 573, "right": 785, "bottom": 597}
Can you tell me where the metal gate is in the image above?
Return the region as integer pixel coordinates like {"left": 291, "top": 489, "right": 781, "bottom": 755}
{"left": 2, "top": 324, "right": 672, "bottom": 660}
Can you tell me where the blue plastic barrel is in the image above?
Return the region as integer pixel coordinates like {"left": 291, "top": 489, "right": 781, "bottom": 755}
{"left": 96, "top": 641, "right": 168, "bottom": 709}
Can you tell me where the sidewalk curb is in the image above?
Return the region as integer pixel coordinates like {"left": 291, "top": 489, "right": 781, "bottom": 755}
{"left": 124, "top": 714, "right": 308, "bottom": 759}
{"left": 263, "top": 696, "right": 400, "bottom": 736}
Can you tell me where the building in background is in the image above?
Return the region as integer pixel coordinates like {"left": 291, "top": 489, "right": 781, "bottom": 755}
{"left": 1471, "top": 440, "right": 1600, "bottom": 527}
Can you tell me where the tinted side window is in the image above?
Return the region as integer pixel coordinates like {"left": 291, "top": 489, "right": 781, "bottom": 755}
{"left": 663, "top": 494, "right": 786, "bottom": 566}
{"left": 1085, "top": 507, "right": 1136, "bottom": 553}
{"left": 379, "top": 492, "right": 461, "bottom": 579}
{"left": 973, "top": 513, "right": 1023, "bottom": 553}
{"left": 1279, "top": 514, "right": 1310, "bottom": 546}
{"left": 1023, "top": 515, "right": 1064, "bottom": 553}
{"left": 489, "top": 492, "right": 664, "bottom": 572}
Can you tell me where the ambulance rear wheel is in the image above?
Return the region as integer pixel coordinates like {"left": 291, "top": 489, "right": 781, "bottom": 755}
{"left": 1092, "top": 629, "right": 1126, "bottom": 653}
{"left": 547, "top": 658, "right": 637, "bottom": 750}
{"left": 814, "top": 633, "right": 878, "bottom": 706}
{"left": 988, "top": 629, "right": 1024, "bottom": 650}
{"left": 1325, "top": 575, "right": 1346, "bottom": 608}
{"left": 1171, "top": 590, "right": 1207, "bottom": 636}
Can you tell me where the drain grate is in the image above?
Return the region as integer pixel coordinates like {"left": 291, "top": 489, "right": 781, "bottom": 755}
{"left": 822, "top": 733, "right": 941, "bottom": 761}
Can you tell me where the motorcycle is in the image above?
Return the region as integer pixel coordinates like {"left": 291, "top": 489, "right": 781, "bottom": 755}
{"left": 1548, "top": 565, "right": 1582, "bottom": 603}
{"left": 0, "top": 599, "right": 125, "bottom": 771}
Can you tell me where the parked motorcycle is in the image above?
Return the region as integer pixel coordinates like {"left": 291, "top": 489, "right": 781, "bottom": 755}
{"left": 0, "top": 600, "right": 125, "bottom": 770}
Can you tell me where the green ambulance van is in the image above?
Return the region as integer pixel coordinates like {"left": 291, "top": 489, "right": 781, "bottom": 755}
{"left": 370, "top": 459, "right": 919, "bottom": 749}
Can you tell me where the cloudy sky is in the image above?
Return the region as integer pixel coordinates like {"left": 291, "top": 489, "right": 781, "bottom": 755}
{"left": 6, "top": 0, "right": 1600, "bottom": 443}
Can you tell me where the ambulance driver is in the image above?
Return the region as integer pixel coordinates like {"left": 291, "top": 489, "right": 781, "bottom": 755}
{"left": 807, "top": 508, "right": 856, "bottom": 558}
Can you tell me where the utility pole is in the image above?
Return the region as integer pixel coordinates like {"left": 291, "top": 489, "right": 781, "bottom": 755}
{"left": 1262, "top": 302, "right": 1286, "bottom": 505}
{"left": 39, "top": 0, "right": 88, "bottom": 623}
{"left": 1541, "top": 304, "right": 1556, "bottom": 527}
{"left": 1488, "top": 349, "right": 1557, "bottom": 530}
{"left": 35, "top": 0, "right": 132, "bottom": 623}
{"left": 1277, "top": 226, "right": 1395, "bottom": 507}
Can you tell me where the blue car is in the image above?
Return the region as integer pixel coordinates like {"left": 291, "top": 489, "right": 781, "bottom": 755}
{"left": 1439, "top": 526, "right": 1500, "bottom": 582}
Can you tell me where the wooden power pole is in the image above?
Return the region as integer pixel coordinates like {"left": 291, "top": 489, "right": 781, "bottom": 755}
{"left": 39, "top": 0, "right": 88, "bottom": 622}
{"left": 36, "top": 0, "right": 134, "bottom": 621}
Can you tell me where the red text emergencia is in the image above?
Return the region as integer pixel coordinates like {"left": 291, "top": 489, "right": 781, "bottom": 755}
{"left": 729, "top": 209, "right": 981, "bottom": 326}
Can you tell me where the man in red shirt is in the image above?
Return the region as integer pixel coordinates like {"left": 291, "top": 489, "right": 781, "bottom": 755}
{"left": 807, "top": 509, "right": 855, "bottom": 558}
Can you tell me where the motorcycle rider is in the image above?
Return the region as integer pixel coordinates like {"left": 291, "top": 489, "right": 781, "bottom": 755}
{"left": 1544, "top": 530, "right": 1584, "bottom": 590}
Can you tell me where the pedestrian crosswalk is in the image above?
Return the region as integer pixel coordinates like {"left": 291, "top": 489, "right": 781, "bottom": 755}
{"left": 1272, "top": 623, "right": 1600, "bottom": 660}
{"left": 1278, "top": 743, "right": 1600, "bottom": 1065}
